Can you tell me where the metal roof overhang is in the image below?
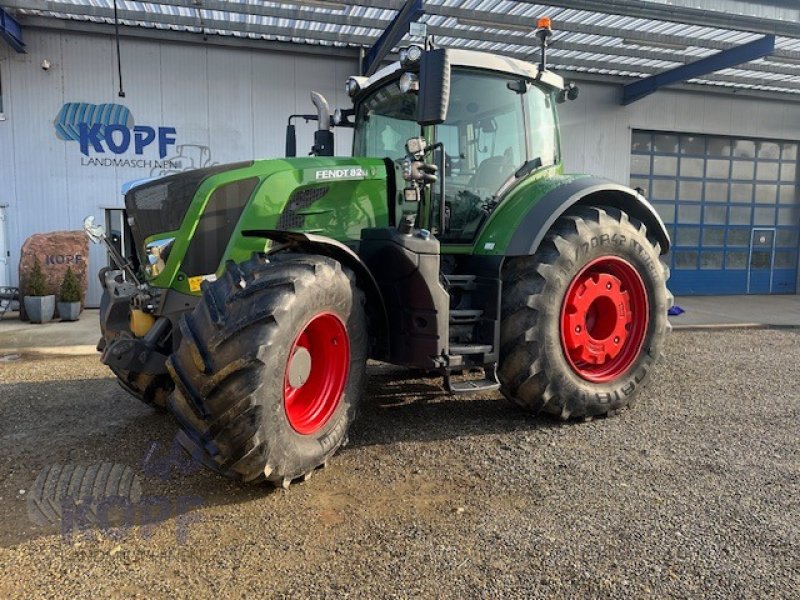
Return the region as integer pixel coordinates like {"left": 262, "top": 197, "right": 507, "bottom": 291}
{"left": 1, "top": 0, "right": 799, "bottom": 101}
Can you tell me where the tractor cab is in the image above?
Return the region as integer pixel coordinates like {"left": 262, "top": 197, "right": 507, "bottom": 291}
{"left": 348, "top": 48, "right": 566, "bottom": 243}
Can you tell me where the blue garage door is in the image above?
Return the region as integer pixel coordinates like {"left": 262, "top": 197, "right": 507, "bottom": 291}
{"left": 630, "top": 131, "right": 800, "bottom": 295}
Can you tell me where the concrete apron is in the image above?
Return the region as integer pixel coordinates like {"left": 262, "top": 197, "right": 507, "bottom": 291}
{"left": 0, "top": 309, "right": 101, "bottom": 357}
{"left": 1, "top": 297, "right": 798, "bottom": 358}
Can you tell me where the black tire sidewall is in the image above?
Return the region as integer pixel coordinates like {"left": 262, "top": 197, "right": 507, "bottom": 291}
{"left": 539, "top": 216, "right": 668, "bottom": 415}
{"left": 254, "top": 264, "right": 367, "bottom": 481}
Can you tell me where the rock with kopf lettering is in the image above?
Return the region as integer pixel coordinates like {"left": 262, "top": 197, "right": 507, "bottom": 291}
{"left": 18, "top": 231, "right": 89, "bottom": 320}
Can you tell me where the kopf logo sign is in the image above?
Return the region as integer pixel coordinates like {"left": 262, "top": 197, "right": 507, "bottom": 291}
{"left": 54, "top": 102, "right": 176, "bottom": 158}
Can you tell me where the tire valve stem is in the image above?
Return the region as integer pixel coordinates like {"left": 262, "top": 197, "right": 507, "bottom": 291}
{"left": 614, "top": 336, "right": 620, "bottom": 344}
{"left": 575, "top": 325, "right": 581, "bottom": 333}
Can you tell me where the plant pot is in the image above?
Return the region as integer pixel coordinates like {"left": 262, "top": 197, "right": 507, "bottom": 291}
{"left": 24, "top": 295, "right": 56, "bottom": 324}
{"left": 58, "top": 301, "right": 82, "bottom": 322}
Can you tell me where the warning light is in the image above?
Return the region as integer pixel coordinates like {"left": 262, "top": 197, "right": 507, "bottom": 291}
{"left": 537, "top": 17, "right": 552, "bottom": 30}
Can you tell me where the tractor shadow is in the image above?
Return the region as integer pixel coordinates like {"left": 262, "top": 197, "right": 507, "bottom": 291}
{"left": 347, "top": 363, "right": 564, "bottom": 449}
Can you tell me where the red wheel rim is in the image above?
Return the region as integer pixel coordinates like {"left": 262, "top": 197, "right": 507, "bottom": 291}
{"left": 560, "top": 256, "right": 649, "bottom": 383}
{"left": 283, "top": 313, "right": 350, "bottom": 435}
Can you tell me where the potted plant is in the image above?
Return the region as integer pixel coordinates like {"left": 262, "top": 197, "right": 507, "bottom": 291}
{"left": 24, "top": 257, "right": 55, "bottom": 324}
{"left": 58, "top": 267, "right": 83, "bottom": 321}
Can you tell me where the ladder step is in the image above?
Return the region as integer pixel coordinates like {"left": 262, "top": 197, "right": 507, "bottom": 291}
{"left": 444, "top": 274, "right": 477, "bottom": 291}
{"left": 449, "top": 343, "right": 493, "bottom": 355}
{"left": 448, "top": 379, "right": 501, "bottom": 393}
{"left": 450, "top": 309, "right": 483, "bottom": 324}
{"left": 445, "top": 364, "right": 500, "bottom": 394}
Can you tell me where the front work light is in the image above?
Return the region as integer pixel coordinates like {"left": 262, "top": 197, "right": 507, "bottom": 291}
{"left": 145, "top": 237, "right": 175, "bottom": 278}
{"left": 399, "top": 44, "right": 423, "bottom": 68}
{"left": 399, "top": 72, "right": 419, "bottom": 93}
{"left": 345, "top": 76, "right": 367, "bottom": 97}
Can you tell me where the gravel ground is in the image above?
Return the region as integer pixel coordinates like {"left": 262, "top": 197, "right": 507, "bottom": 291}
{"left": 0, "top": 329, "right": 798, "bottom": 599}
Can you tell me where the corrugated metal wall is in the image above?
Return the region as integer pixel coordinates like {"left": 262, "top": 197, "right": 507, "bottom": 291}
{"left": 0, "top": 29, "right": 358, "bottom": 305}
{"left": 559, "top": 82, "right": 800, "bottom": 185}
{"left": 1, "top": 29, "right": 799, "bottom": 305}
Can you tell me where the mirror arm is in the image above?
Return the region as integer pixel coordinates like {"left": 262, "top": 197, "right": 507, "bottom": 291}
{"left": 427, "top": 142, "right": 446, "bottom": 235}
{"left": 105, "top": 239, "right": 141, "bottom": 285}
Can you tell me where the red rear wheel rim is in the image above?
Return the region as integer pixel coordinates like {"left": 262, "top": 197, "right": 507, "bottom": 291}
{"left": 560, "top": 256, "right": 649, "bottom": 383}
{"left": 283, "top": 312, "right": 350, "bottom": 435}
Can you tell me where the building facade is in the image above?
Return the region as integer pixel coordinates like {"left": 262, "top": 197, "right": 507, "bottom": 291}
{"left": 1, "top": 27, "right": 799, "bottom": 305}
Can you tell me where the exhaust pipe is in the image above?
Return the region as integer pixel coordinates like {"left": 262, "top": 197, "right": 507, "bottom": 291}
{"left": 310, "top": 91, "right": 334, "bottom": 156}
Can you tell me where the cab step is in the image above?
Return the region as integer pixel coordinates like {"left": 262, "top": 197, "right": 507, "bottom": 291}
{"left": 444, "top": 364, "right": 501, "bottom": 394}
{"left": 450, "top": 309, "right": 483, "bottom": 324}
{"left": 449, "top": 343, "right": 493, "bottom": 355}
{"left": 444, "top": 274, "right": 477, "bottom": 291}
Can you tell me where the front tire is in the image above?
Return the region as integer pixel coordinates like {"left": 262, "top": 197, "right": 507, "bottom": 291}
{"left": 166, "top": 253, "right": 367, "bottom": 486}
{"left": 498, "top": 206, "right": 671, "bottom": 419}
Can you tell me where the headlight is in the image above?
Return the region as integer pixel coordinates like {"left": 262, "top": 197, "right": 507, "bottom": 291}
{"left": 144, "top": 237, "right": 175, "bottom": 278}
{"left": 399, "top": 72, "right": 419, "bottom": 93}
{"left": 399, "top": 44, "right": 423, "bottom": 68}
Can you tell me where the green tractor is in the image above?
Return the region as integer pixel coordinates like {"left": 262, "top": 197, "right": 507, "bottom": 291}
{"left": 88, "top": 27, "right": 671, "bottom": 488}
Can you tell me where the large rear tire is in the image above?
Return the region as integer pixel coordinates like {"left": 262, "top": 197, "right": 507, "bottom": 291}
{"left": 498, "top": 206, "right": 671, "bottom": 419}
{"left": 166, "top": 253, "right": 367, "bottom": 486}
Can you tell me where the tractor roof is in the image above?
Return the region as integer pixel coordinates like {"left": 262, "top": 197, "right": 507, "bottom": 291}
{"left": 364, "top": 48, "right": 565, "bottom": 94}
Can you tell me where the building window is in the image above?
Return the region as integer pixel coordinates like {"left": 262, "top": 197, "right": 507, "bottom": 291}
{"left": 630, "top": 130, "right": 800, "bottom": 295}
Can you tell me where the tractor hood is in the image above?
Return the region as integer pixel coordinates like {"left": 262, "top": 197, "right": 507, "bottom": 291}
{"left": 125, "top": 156, "right": 391, "bottom": 296}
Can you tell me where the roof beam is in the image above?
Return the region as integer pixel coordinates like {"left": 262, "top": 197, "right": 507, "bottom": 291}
{"left": 0, "top": 5, "right": 25, "bottom": 52}
{"left": 499, "top": 49, "right": 800, "bottom": 93}
{"left": 363, "top": 0, "right": 423, "bottom": 75}
{"left": 622, "top": 34, "right": 777, "bottom": 104}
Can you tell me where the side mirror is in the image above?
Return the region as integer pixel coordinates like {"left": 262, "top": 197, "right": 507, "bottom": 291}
{"left": 417, "top": 48, "right": 451, "bottom": 126}
{"left": 285, "top": 123, "right": 297, "bottom": 157}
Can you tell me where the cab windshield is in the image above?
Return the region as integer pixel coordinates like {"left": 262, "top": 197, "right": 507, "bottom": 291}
{"left": 353, "top": 68, "right": 559, "bottom": 242}
{"left": 353, "top": 81, "right": 419, "bottom": 161}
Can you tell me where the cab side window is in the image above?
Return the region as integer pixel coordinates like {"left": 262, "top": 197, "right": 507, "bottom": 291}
{"left": 526, "top": 87, "right": 559, "bottom": 167}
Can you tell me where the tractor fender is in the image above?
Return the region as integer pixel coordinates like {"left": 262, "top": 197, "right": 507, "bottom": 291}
{"left": 241, "top": 229, "right": 390, "bottom": 359}
{"left": 505, "top": 176, "right": 671, "bottom": 257}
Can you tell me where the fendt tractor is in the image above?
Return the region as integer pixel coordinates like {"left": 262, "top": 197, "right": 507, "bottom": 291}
{"left": 86, "top": 21, "right": 672, "bottom": 488}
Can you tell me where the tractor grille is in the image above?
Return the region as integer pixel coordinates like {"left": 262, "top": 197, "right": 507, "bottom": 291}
{"left": 276, "top": 186, "right": 329, "bottom": 230}
{"left": 125, "top": 162, "right": 252, "bottom": 246}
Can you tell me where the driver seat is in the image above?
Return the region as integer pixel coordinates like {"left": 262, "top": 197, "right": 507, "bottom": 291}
{"left": 469, "top": 148, "right": 514, "bottom": 195}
